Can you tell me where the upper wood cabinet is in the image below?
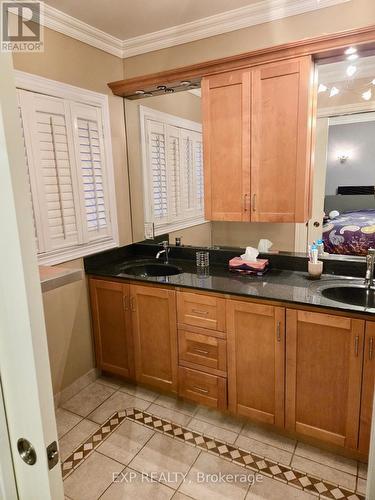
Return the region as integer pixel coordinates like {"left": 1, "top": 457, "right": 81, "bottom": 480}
{"left": 227, "top": 300, "right": 285, "bottom": 427}
{"left": 131, "top": 284, "right": 178, "bottom": 393}
{"left": 286, "top": 309, "right": 364, "bottom": 450}
{"left": 359, "top": 322, "right": 375, "bottom": 454}
{"left": 201, "top": 70, "right": 251, "bottom": 221}
{"left": 89, "top": 279, "right": 134, "bottom": 379}
{"left": 202, "top": 56, "right": 315, "bottom": 223}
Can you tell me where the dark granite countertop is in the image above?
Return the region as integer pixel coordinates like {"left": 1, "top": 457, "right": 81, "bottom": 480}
{"left": 84, "top": 243, "right": 375, "bottom": 317}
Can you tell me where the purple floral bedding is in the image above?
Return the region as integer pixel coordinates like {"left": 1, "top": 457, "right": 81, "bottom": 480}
{"left": 322, "top": 209, "right": 375, "bottom": 256}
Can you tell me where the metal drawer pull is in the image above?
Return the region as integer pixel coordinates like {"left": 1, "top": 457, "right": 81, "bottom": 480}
{"left": 191, "top": 309, "right": 209, "bottom": 316}
{"left": 130, "top": 296, "right": 136, "bottom": 312}
{"left": 355, "top": 335, "right": 359, "bottom": 357}
{"left": 192, "top": 347, "right": 209, "bottom": 355}
{"left": 192, "top": 386, "right": 209, "bottom": 394}
{"left": 252, "top": 194, "right": 257, "bottom": 212}
{"left": 369, "top": 337, "right": 374, "bottom": 361}
{"left": 276, "top": 321, "right": 281, "bottom": 342}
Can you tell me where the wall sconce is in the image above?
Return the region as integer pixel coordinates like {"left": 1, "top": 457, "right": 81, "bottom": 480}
{"left": 338, "top": 153, "right": 350, "bottom": 163}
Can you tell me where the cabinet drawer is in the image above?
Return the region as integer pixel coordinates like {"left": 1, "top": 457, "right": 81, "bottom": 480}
{"left": 178, "top": 329, "right": 227, "bottom": 374}
{"left": 179, "top": 367, "right": 227, "bottom": 409}
{"left": 177, "top": 292, "right": 226, "bottom": 332}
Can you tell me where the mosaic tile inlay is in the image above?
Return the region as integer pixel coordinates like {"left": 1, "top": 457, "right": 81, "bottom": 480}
{"left": 61, "top": 408, "right": 365, "bottom": 500}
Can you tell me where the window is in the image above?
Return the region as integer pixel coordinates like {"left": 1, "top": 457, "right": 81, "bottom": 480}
{"left": 140, "top": 106, "right": 205, "bottom": 236}
{"left": 16, "top": 71, "right": 118, "bottom": 265}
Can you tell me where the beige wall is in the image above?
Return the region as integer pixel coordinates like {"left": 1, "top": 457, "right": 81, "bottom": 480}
{"left": 12, "top": 27, "right": 132, "bottom": 395}
{"left": 125, "top": 91, "right": 211, "bottom": 245}
{"left": 123, "top": 0, "right": 375, "bottom": 78}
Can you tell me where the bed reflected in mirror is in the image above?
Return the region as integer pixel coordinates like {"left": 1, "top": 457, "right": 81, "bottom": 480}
{"left": 311, "top": 54, "right": 375, "bottom": 256}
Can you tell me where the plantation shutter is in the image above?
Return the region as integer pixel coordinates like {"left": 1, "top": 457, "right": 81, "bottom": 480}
{"left": 70, "top": 102, "right": 112, "bottom": 243}
{"left": 145, "top": 119, "right": 168, "bottom": 224}
{"left": 141, "top": 107, "right": 205, "bottom": 235}
{"left": 17, "top": 92, "right": 41, "bottom": 252}
{"left": 166, "top": 125, "right": 182, "bottom": 220}
{"left": 18, "top": 90, "right": 81, "bottom": 252}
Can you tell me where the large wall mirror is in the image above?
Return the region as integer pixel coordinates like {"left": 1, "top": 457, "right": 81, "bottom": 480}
{"left": 124, "top": 51, "right": 375, "bottom": 257}
{"left": 311, "top": 53, "right": 375, "bottom": 256}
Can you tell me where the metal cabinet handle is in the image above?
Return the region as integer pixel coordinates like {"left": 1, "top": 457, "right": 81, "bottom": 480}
{"left": 276, "top": 321, "right": 281, "bottom": 342}
{"left": 244, "top": 193, "right": 248, "bottom": 212}
{"left": 123, "top": 295, "right": 129, "bottom": 311}
{"left": 191, "top": 309, "right": 209, "bottom": 316}
{"left": 355, "top": 335, "right": 359, "bottom": 357}
{"left": 252, "top": 194, "right": 257, "bottom": 212}
{"left": 192, "top": 347, "right": 209, "bottom": 355}
{"left": 130, "top": 296, "right": 136, "bottom": 312}
{"left": 193, "top": 386, "right": 209, "bottom": 394}
{"left": 369, "top": 337, "right": 374, "bottom": 361}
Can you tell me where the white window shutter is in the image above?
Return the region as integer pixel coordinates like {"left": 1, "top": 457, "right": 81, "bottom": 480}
{"left": 145, "top": 119, "right": 169, "bottom": 225}
{"left": 180, "top": 128, "right": 197, "bottom": 219}
{"left": 166, "top": 125, "right": 182, "bottom": 220}
{"left": 141, "top": 106, "right": 205, "bottom": 235}
{"left": 17, "top": 92, "right": 42, "bottom": 252}
{"left": 18, "top": 91, "right": 82, "bottom": 252}
{"left": 70, "top": 102, "right": 112, "bottom": 243}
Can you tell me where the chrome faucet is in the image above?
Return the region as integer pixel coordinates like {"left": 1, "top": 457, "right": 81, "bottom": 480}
{"left": 156, "top": 240, "right": 170, "bottom": 264}
{"left": 365, "top": 248, "right": 375, "bottom": 288}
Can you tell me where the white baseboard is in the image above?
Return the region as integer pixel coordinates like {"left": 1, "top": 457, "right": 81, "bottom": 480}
{"left": 54, "top": 368, "right": 98, "bottom": 408}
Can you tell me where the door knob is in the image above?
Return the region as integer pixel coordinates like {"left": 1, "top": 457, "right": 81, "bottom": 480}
{"left": 17, "top": 438, "right": 37, "bottom": 465}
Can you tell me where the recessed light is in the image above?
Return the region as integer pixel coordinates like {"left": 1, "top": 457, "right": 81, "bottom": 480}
{"left": 329, "top": 86, "right": 340, "bottom": 97}
{"left": 157, "top": 85, "right": 167, "bottom": 90}
{"left": 164, "top": 88, "right": 174, "bottom": 93}
{"left": 135, "top": 90, "right": 145, "bottom": 95}
{"left": 180, "top": 81, "right": 191, "bottom": 86}
{"left": 345, "top": 47, "right": 357, "bottom": 55}
{"left": 143, "top": 92, "right": 153, "bottom": 97}
{"left": 318, "top": 83, "right": 328, "bottom": 93}
{"left": 346, "top": 65, "right": 357, "bottom": 77}
{"left": 362, "top": 89, "right": 372, "bottom": 101}
{"left": 347, "top": 53, "right": 359, "bottom": 61}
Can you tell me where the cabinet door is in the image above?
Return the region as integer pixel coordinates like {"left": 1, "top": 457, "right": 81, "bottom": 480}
{"left": 202, "top": 70, "right": 251, "bottom": 221}
{"left": 131, "top": 285, "right": 178, "bottom": 392}
{"left": 227, "top": 300, "right": 285, "bottom": 427}
{"left": 89, "top": 279, "right": 134, "bottom": 379}
{"left": 251, "top": 56, "right": 314, "bottom": 222}
{"left": 359, "top": 322, "right": 375, "bottom": 454}
{"left": 286, "top": 309, "right": 364, "bottom": 449}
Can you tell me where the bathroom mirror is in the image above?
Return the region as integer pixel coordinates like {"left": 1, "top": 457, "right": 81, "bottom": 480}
{"left": 125, "top": 87, "right": 297, "bottom": 252}
{"left": 124, "top": 53, "right": 375, "bottom": 256}
{"left": 311, "top": 53, "right": 375, "bottom": 256}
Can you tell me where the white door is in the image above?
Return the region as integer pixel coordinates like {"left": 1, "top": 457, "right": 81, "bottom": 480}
{"left": 0, "top": 53, "right": 64, "bottom": 499}
{"left": 307, "top": 117, "right": 329, "bottom": 245}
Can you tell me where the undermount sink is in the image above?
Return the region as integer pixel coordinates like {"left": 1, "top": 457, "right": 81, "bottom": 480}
{"left": 121, "top": 262, "right": 183, "bottom": 277}
{"left": 321, "top": 284, "right": 375, "bottom": 308}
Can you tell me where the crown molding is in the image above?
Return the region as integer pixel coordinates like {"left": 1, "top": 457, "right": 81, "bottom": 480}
{"left": 41, "top": 3, "right": 124, "bottom": 57}
{"left": 318, "top": 101, "right": 375, "bottom": 118}
{"left": 121, "top": 0, "right": 351, "bottom": 58}
{"left": 26, "top": 0, "right": 350, "bottom": 59}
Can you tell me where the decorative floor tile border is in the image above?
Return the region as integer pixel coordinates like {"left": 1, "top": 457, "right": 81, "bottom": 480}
{"left": 61, "top": 408, "right": 365, "bottom": 500}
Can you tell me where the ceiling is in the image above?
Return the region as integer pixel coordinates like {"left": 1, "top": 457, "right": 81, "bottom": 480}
{"left": 43, "top": 0, "right": 260, "bottom": 39}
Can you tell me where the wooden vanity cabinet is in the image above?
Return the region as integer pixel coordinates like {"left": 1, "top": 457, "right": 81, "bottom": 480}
{"left": 359, "top": 322, "right": 375, "bottom": 454}
{"left": 131, "top": 284, "right": 178, "bottom": 393}
{"left": 227, "top": 300, "right": 286, "bottom": 427}
{"left": 286, "top": 309, "right": 365, "bottom": 450}
{"left": 89, "top": 279, "right": 134, "bottom": 379}
{"left": 202, "top": 56, "right": 314, "bottom": 223}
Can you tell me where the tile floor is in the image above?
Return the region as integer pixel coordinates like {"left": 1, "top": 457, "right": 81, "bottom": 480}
{"left": 58, "top": 376, "right": 368, "bottom": 500}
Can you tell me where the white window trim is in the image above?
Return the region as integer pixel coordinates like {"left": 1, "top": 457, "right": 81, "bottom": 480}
{"left": 15, "top": 70, "right": 119, "bottom": 265}
{"left": 140, "top": 105, "right": 206, "bottom": 236}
